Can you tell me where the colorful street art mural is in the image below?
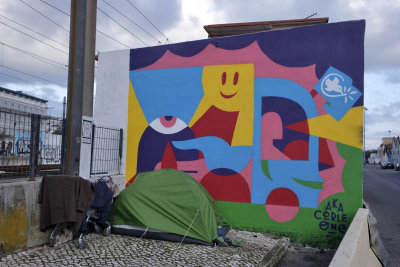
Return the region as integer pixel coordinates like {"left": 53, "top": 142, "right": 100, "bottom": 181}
{"left": 119, "top": 20, "right": 365, "bottom": 247}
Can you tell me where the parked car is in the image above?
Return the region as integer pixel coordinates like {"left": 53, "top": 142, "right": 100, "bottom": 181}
{"left": 381, "top": 162, "right": 394, "bottom": 169}
{"left": 396, "top": 163, "right": 400, "bottom": 171}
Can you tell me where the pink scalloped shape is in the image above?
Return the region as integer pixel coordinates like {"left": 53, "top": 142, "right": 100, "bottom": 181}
{"left": 139, "top": 41, "right": 326, "bottom": 116}
{"left": 318, "top": 139, "right": 346, "bottom": 204}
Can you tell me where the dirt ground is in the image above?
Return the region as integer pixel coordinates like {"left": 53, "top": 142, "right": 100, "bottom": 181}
{"left": 278, "top": 242, "right": 336, "bottom": 267}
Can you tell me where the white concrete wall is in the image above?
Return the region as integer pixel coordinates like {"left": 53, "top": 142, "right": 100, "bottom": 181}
{"left": 329, "top": 208, "right": 381, "bottom": 267}
{"left": 94, "top": 50, "right": 130, "bottom": 177}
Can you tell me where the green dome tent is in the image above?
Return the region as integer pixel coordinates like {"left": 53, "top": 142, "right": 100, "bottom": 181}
{"left": 110, "top": 169, "right": 228, "bottom": 245}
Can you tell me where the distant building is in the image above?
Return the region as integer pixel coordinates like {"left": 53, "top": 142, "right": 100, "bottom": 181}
{"left": 381, "top": 137, "right": 392, "bottom": 146}
{"left": 0, "top": 87, "right": 48, "bottom": 115}
{"left": 204, "top": 17, "right": 329, "bottom": 38}
{"left": 379, "top": 137, "right": 393, "bottom": 163}
{"left": 0, "top": 87, "right": 48, "bottom": 156}
{"left": 368, "top": 153, "right": 380, "bottom": 164}
{"left": 391, "top": 136, "right": 400, "bottom": 165}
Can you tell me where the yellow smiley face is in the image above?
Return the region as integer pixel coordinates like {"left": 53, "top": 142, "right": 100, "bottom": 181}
{"left": 190, "top": 64, "right": 254, "bottom": 146}
{"left": 202, "top": 64, "right": 254, "bottom": 111}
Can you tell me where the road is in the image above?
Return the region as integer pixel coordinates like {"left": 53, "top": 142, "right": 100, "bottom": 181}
{"left": 363, "top": 164, "right": 400, "bottom": 266}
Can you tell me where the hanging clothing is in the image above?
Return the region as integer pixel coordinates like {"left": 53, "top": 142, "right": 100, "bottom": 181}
{"left": 38, "top": 175, "right": 95, "bottom": 236}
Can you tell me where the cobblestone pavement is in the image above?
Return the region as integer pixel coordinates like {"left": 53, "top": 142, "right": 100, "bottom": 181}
{"left": 0, "top": 230, "right": 279, "bottom": 266}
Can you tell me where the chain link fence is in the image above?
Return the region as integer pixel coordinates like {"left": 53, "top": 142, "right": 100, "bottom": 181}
{"left": 90, "top": 125, "right": 122, "bottom": 176}
{"left": 0, "top": 108, "right": 64, "bottom": 180}
{"left": 0, "top": 107, "right": 123, "bottom": 180}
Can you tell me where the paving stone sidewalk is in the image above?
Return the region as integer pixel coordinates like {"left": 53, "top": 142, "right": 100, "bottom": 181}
{"left": 0, "top": 229, "right": 280, "bottom": 266}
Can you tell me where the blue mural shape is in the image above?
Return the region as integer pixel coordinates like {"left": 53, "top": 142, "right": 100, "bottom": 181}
{"left": 172, "top": 136, "right": 253, "bottom": 173}
{"left": 314, "top": 67, "right": 362, "bottom": 121}
{"left": 130, "top": 67, "right": 204, "bottom": 125}
{"left": 252, "top": 78, "right": 322, "bottom": 208}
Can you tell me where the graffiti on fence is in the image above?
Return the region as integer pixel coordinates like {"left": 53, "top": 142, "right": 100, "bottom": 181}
{"left": 42, "top": 147, "right": 61, "bottom": 164}
{"left": 0, "top": 141, "right": 12, "bottom": 156}
{"left": 14, "top": 132, "right": 44, "bottom": 155}
{"left": 16, "top": 138, "right": 30, "bottom": 154}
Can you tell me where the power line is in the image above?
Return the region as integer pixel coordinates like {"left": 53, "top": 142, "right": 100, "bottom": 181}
{"left": 0, "top": 71, "right": 31, "bottom": 84}
{"left": 0, "top": 42, "right": 68, "bottom": 70}
{"left": 0, "top": 21, "right": 69, "bottom": 55}
{"left": 38, "top": 0, "right": 69, "bottom": 16}
{"left": 96, "top": 29, "right": 130, "bottom": 48}
{"left": 102, "top": 0, "right": 161, "bottom": 44}
{"left": 97, "top": 7, "right": 148, "bottom": 47}
{"left": 125, "top": 0, "right": 171, "bottom": 42}
{"left": 0, "top": 14, "right": 68, "bottom": 49}
{"left": 17, "top": 0, "right": 69, "bottom": 32}
{"left": 36, "top": 0, "right": 129, "bottom": 50}
{"left": 0, "top": 65, "right": 66, "bottom": 88}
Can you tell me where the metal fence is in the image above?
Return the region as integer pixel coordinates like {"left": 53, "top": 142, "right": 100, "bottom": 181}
{"left": 0, "top": 108, "right": 64, "bottom": 180}
{"left": 90, "top": 125, "right": 122, "bottom": 175}
{"left": 0, "top": 106, "right": 123, "bottom": 179}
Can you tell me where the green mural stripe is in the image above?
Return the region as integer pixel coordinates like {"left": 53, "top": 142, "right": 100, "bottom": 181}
{"left": 336, "top": 142, "right": 363, "bottom": 207}
{"left": 261, "top": 160, "right": 273, "bottom": 181}
{"left": 292, "top": 177, "right": 323, "bottom": 189}
{"left": 216, "top": 201, "right": 343, "bottom": 248}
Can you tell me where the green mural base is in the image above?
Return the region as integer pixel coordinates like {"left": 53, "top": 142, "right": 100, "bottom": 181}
{"left": 216, "top": 143, "right": 363, "bottom": 249}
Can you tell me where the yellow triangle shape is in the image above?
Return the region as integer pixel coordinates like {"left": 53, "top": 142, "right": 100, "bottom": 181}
{"left": 308, "top": 106, "right": 363, "bottom": 149}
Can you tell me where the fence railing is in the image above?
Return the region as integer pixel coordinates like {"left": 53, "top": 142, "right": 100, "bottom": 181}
{"left": 0, "top": 108, "right": 64, "bottom": 180}
{"left": 0, "top": 107, "right": 123, "bottom": 180}
{"left": 90, "top": 125, "right": 122, "bottom": 175}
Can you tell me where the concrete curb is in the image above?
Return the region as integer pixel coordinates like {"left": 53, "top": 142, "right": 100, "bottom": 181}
{"left": 329, "top": 208, "right": 381, "bottom": 267}
{"left": 258, "top": 237, "right": 290, "bottom": 267}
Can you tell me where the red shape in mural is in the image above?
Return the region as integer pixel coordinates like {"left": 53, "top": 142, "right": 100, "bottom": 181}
{"left": 318, "top": 138, "right": 334, "bottom": 166}
{"left": 126, "top": 174, "right": 137, "bottom": 187}
{"left": 310, "top": 89, "right": 318, "bottom": 97}
{"left": 233, "top": 72, "right": 239, "bottom": 85}
{"left": 265, "top": 188, "right": 299, "bottom": 222}
{"left": 284, "top": 120, "right": 309, "bottom": 135}
{"left": 283, "top": 140, "right": 309, "bottom": 160}
{"left": 161, "top": 142, "right": 177, "bottom": 169}
{"left": 222, "top": 71, "right": 227, "bottom": 85}
{"left": 201, "top": 171, "right": 251, "bottom": 203}
{"left": 191, "top": 105, "right": 239, "bottom": 145}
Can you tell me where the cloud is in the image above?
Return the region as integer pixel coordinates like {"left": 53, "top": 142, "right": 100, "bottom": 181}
{"left": 165, "top": 0, "right": 225, "bottom": 42}
{"left": 0, "top": 0, "right": 399, "bottom": 145}
{"left": 97, "top": 0, "right": 182, "bottom": 48}
{"left": 364, "top": 100, "right": 400, "bottom": 149}
{"left": 383, "top": 69, "right": 400, "bottom": 84}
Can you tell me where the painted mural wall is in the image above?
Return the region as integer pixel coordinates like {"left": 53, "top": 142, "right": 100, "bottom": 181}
{"left": 97, "top": 20, "right": 365, "bottom": 248}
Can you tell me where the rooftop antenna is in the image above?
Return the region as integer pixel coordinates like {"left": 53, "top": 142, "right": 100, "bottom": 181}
{"left": 305, "top": 12, "right": 317, "bottom": 19}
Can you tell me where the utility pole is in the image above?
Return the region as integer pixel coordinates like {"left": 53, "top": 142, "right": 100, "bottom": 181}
{"left": 363, "top": 107, "right": 367, "bottom": 166}
{"left": 65, "top": 0, "right": 97, "bottom": 176}
{"left": 62, "top": 96, "right": 66, "bottom": 119}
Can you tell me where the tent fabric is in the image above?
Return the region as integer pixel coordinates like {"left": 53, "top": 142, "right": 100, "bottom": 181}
{"left": 110, "top": 169, "right": 228, "bottom": 243}
{"left": 111, "top": 225, "right": 214, "bottom": 246}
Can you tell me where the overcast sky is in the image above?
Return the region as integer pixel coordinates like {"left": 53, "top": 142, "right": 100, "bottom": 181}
{"left": 0, "top": 0, "right": 399, "bottom": 149}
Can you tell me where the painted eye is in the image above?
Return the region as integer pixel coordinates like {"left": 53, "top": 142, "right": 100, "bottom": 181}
{"left": 222, "top": 72, "right": 226, "bottom": 85}
{"left": 234, "top": 72, "right": 239, "bottom": 85}
{"left": 149, "top": 116, "right": 187, "bottom": 134}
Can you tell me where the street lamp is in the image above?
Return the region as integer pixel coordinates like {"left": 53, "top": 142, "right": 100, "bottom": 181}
{"left": 363, "top": 107, "right": 368, "bottom": 166}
